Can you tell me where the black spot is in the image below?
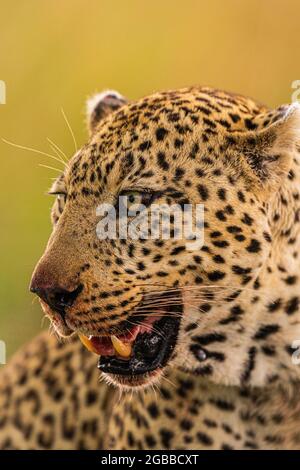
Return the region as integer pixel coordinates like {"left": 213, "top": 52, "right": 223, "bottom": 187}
{"left": 241, "top": 346, "right": 257, "bottom": 383}
{"left": 180, "top": 419, "right": 193, "bottom": 431}
{"left": 222, "top": 424, "right": 233, "bottom": 434}
{"left": 139, "top": 140, "right": 152, "bottom": 151}
{"left": 164, "top": 408, "right": 176, "bottom": 419}
{"left": 261, "top": 345, "right": 276, "bottom": 356}
{"left": 160, "top": 387, "right": 172, "bottom": 400}
{"left": 174, "top": 138, "right": 184, "bottom": 148}
{"left": 222, "top": 443, "right": 234, "bottom": 450}
{"left": 145, "top": 434, "right": 156, "bottom": 448}
{"left": 196, "top": 168, "right": 206, "bottom": 177}
{"left": 210, "top": 399, "right": 235, "bottom": 411}
{"left": 156, "top": 127, "right": 169, "bottom": 141}
{"left": 123, "top": 152, "right": 134, "bottom": 168}
{"left": 160, "top": 429, "right": 174, "bottom": 449}
{"left": 212, "top": 240, "right": 229, "bottom": 248}
{"left": 175, "top": 167, "right": 185, "bottom": 179}
{"left": 196, "top": 432, "right": 213, "bottom": 446}
{"left": 213, "top": 255, "right": 225, "bottom": 264}
{"left": 167, "top": 112, "right": 180, "bottom": 122}
{"left": 193, "top": 332, "right": 226, "bottom": 346}
{"left": 157, "top": 271, "right": 168, "bottom": 277}
{"left": 85, "top": 391, "right": 97, "bottom": 406}
{"left": 245, "top": 118, "right": 258, "bottom": 130}
{"left": 237, "top": 191, "right": 246, "bottom": 202}
{"left": 189, "top": 143, "right": 199, "bottom": 159}
{"left": 219, "top": 305, "right": 244, "bottom": 325}
{"left": 194, "top": 365, "right": 213, "bottom": 376}
{"left": 227, "top": 225, "right": 242, "bottom": 234}
{"left": 81, "top": 187, "right": 91, "bottom": 196}
{"left": 147, "top": 403, "right": 160, "bottom": 419}
{"left": 263, "top": 231, "right": 272, "bottom": 243}
{"left": 217, "top": 188, "right": 227, "bottom": 201}
{"left": 215, "top": 210, "right": 227, "bottom": 221}
{"left": 285, "top": 297, "right": 299, "bottom": 315}
{"left": 210, "top": 231, "right": 222, "bottom": 238}
{"left": 232, "top": 265, "right": 251, "bottom": 275}
{"left": 137, "top": 262, "right": 145, "bottom": 271}
{"left": 203, "top": 418, "right": 217, "bottom": 428}
{"left": 224, "top": 204, "right": 234, "bottom": 215}
{"left": 170, "top": 246, "right": 185, "bottom": 256}
{"left": 127, "top": 431, "right": 135, "bottom": 447}
{"left": 157, "top": 151, "right": 169, "bottom": 171}
{"left": 207, "top": 270, "right": 225, "bottom": 282}
{"left": 241, "top": 213, "right": 253, "bottom": 226}
{"left": 246, "top": 239, "right": 261, "bottom": 253}
{"left": 229, "top": 113, "right": 240, "bottom": 123}
{"left": 217, "top": 119, "right": 231, "bottom": 129}
{"left": 253, "top": 324, "right": 280, "bottom": 340}
{"left": 197, "top": 184, "right": 209, "bottom": 201}
{"left": 284, "top": 275, "right": 297, "bottom": 285}
{"left": 200, "top": 303, "right": 211, "bottom": 313}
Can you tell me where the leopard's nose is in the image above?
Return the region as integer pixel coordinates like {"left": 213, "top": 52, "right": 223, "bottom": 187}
{"left": 30, "top": 284, "right": 83, "bottom": 316}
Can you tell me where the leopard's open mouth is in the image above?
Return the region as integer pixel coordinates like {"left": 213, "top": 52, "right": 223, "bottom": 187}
{"left": 78, "top": 295, "right": 182, "bottom": 386}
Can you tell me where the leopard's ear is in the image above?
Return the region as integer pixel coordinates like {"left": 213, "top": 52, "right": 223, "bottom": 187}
{"left": 234, "top": 103, "right": 300, "bottom": 190}
{"left": 86, "top": 90, "right": 127, "bottom": 135}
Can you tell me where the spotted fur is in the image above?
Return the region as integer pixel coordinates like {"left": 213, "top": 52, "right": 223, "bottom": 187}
{"left": 1, "top": 87, "right": 300, "bottom": 449}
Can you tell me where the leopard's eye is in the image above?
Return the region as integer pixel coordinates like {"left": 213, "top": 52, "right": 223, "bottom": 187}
{"left": 49, "top": 192, "right": 67, "bottom": 226}
{"left": 50, "top": 192, "right": 67, "bottom": 210}
{"left": 56, "top": 193, "right": 67, "bottom": 204}
{"left": 48, "top": 191, "right": 67, "bottom": 200}
{"left": 55, "top": 194, "right": 67, "bottom": 215}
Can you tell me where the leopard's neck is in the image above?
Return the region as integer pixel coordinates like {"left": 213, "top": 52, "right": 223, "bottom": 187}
{"left": 252, "top": 152, "right": 300, "bottom": 386}
{"left": 180, "top": 151, "right": 300, "bottom": 391}
{"left": 107, "top": 369, "right": 300, "bottom": 449}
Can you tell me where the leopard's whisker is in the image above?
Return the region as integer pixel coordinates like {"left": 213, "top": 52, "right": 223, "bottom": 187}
{"left": 39, "top": 163, "right": 63, "bottom": 173}
{"left": 160, "top": 373, "right": 177, "bottom": 389}
{"left": 2, "top": 137, "right": 66, "bottom": 167}
{"left": 61, "top": 107, "right": 78, "bottom": 153}
{"left": 47, "top": 137, "right": 69, "bottom": 163}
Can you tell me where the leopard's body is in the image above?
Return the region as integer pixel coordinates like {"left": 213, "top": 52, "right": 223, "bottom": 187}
{"left": 1, "top": 86, "right": 300, "bottom": 449}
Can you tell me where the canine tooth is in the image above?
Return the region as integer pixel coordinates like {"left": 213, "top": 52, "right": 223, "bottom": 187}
{"left": 111, "top": 335, "right": 132, "bottom": 358}
{"left": 78, "top": 334, "right": 98, "bottom": 354}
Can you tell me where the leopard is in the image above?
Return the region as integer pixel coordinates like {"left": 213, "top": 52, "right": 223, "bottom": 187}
{"left": 1, "top": 86, "right": 300, "bottom": 450}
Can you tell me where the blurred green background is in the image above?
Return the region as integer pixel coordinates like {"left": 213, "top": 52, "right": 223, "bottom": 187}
{"left": 0, "top": 0, "right": 300, "bottom": 358}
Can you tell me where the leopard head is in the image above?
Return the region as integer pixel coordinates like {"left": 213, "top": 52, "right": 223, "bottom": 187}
{"left": 30, "top": 87, "right": 300, "bottom": 389}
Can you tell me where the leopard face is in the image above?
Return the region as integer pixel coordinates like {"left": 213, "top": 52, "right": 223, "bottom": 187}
{"left": 30, "top": 87, "right": 300, "bottom": 389}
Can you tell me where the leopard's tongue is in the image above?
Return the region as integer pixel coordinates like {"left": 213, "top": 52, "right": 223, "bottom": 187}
{"left": 78, "top": 326, "right": 140, "bottom": 358}
{"left": 78, "top": 315, "right": 161, "bottom": 359}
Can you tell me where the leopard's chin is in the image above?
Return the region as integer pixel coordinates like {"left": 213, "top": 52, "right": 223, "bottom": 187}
{"left": 102, "top": 368, "right": 163, "bottom": 390}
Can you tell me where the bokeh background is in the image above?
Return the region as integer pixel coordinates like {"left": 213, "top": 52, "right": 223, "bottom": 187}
{"left": 1, "top": 0, "right": 300, "bottom": 358}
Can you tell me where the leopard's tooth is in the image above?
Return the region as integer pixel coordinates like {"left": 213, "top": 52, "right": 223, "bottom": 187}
{"left": 111, "top": 335, "right": 132, "bottom": 358}
{"left": 78, "top": 334, "right": 98, "bottom": 354}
